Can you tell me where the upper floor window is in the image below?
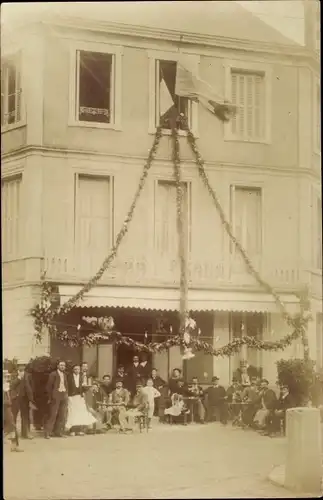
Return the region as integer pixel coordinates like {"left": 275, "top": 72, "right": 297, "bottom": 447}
{"left": 316, "top": 82, "right": 321, "bottom": 152}
{"left": 75, "top": 174, "right": 113, "bottom": 274}
{"left": 77, "top": 51, "right": 112, "bottom": 124}
{"left": 155, "top": 180, "right": 191, "bottom": 258}
{"left": 231, "top": 70, "right": 265, "bottom": 141}
{"left": 225, "top": 60, "right": 271, "bottom": 143}
{"left": 1, "top": 175, "right": 22, "bottom": 261}
{"left": 148, "top": 51, "right": 199, "bottom": 135}
{"left": 155, "top": 60, "right": 191, "bottom": 131}
{"left": 1, "top": 54, "right": 22, "bottom": 128}
{"left": 69, "top": 43, "right": 123, "bottom": 129}
{"left": 231, "top": 186, "right": 262, "bottom": 274}
{"left": 315, "top": 196, "right": 322, "bottom": 270}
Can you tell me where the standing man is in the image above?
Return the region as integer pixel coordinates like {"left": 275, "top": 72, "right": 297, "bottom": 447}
{"left": 3, "top": 370, "right": 23, "bottom": 452}
{"left": 44, "top": 360, "right": 69, "bottom": 439}
{"left": 11, "top": 364, "right": 35, "bottom": 439}
{"left": 204, "top": 376, "right": 228, "bottom": 424}
{"left": 127, "top": 355, "right": 142, "bottom": 395}
{"left": 112, "top": 366, "right": 127, "bottom": 389}
{"left": 139, "top": 354, "right": 151, "bottom": 384}
{"left": 241, "top": 377, "right": 261, "bottom": 428}
{"left": 81, "top": 362, "right": 92, "bottom": 389}
{"left": 187, "top": 377, "right": 205, "bottom": 423}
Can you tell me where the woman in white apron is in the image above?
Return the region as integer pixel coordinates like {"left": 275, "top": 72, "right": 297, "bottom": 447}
{"left": 66, "top": 365, "right": 96, "bottom": 435}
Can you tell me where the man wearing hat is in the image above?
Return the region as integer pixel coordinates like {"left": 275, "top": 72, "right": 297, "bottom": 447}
{"left": 257, "top": 378, "right": 277, "bottom": 436}
{"left": 106, "top": 378, "right": 130, "bottom": 432}
{"left": 204, "top": 376, "right": 228, "bottom": 424}
{"left": 10, "top": 364, "right": 35, "bottom": 439}
{"left": 241, "top": 377, "right": 261, "bottom": 428}
{"left": 3, "top": 370, "right": 23, "bottom": 452}
{"left": 125, "top": 381, "right": 149, "bottom": 431}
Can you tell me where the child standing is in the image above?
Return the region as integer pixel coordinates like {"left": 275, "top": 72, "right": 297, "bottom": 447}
{"left": 142, "top": 378, "right": 161, "bottom": 429}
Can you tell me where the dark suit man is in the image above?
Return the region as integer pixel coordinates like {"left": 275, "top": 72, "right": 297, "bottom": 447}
{"left": 204, "top": 376, "right": 227, "bottom": 424}
{"left": 275, "top": 385, "right": 295, "bottom": 434}
{"left": 45, "top": 360, "right": 68, "bottom": 439}
{"left": 127, "top": 355, "right": 142, "bottom": 395}
{"left": 258, "top": 378, "right": 277, "bottom": 436}
{"left": 139, "top": 355, "right": 151, "bottom": 383}
{"left": 10, "top": 365, "right": 35, "bottom": 439}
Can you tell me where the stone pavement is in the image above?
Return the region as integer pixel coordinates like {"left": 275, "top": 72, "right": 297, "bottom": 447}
{"left": 3, "top": 421, "right": 315, "bottom": 499}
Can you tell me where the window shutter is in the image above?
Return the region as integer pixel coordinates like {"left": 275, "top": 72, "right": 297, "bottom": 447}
{"left": 1, "top": 177, "right": 21, "bottom": 260}
{"left": 231, "top": 73, "right": 237, "bottom": 134}
{"left": 238, "top": 74, "right": 245, "bottom": 137}
{"left": 15, "top": 55, "right": 21, "bottom": 123}
{"left": 246, "top": 75, "right": 254, "bottom": 137}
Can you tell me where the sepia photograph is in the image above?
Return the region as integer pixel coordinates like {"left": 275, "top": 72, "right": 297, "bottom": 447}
{"left": 1, "top": 1, "right": 322, "bottom": 498}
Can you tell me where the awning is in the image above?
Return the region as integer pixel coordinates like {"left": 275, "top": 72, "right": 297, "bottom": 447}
{"left": 59, "top": 285, "right": 300, "bottom": 314}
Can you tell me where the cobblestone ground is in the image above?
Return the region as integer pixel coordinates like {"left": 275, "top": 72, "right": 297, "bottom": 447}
{"left": 4, "top": 421, "right": 316, "bottom": 499}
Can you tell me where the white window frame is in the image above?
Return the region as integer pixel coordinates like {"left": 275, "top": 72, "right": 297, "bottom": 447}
{"left": 153, "top": 178, "right": 192, "bottom": 254}
{"left": 1, "top": 174, "right": 23, "bottom": 262}
{"left": 69, "top": 41, "right": 123, "bottom": 131}
{"left": 311, "top": 185, "right": 322, "bottom": 272}
{"left": 74, "top": 173, "right": 114, "bottom": 252}
{"left": 148, "top": 50, "right": 199, "bottom": 137}
{"left": 313, "top": 75, "right": 321, "bottom": 155}
{"left": 230, "top": 183, "right": 264, "bottom": 264}
{"left": 1, "top": 51, "right": 25, "bottom": 132}
{"left": 224, "top": 59, "right": 272, "bottom": 144}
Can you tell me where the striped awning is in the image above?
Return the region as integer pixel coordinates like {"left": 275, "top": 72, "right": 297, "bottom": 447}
{"left": 59, "top": 285, "right": 300, "bottom": 314}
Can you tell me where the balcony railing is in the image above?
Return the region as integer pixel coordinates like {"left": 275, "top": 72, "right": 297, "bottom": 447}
{"left": 3, "top": 255, "right": 320, "bottom": 296}
{"left": 35, "top": 254, "right": 312, "bottom": 292}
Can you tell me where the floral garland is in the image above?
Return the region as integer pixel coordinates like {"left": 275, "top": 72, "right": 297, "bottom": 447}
{"left": 30, "top": 115, "right": 311, "bottom": 359}
{"left": 43, "top": 313, "right": 305, "bottom": 356}
{"left": 185, "top": 127, "right": 311, "bottom": 332}
{"left": 57, "top": 127, "right": 163, "bottom": 315}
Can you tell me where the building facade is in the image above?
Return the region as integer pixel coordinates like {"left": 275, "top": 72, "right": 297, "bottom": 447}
{"left": 2, "top": 3, "right": 322, "bottom": 385}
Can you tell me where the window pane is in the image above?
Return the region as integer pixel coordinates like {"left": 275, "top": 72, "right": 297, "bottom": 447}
{"left": 78, "top": 51, "right": 112, "bottom": 124}
{"left": 157, "top": 59, "right": 189, "bottom": 129}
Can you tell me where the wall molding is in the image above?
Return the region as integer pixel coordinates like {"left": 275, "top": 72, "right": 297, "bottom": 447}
{"left": 1, "top": 145, "right": 321, "bottom": 180}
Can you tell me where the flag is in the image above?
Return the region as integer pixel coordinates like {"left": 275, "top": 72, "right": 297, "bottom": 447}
{"left": 159, "top": 77, "right": 174, "bottom": 117}
{"left": 175, "top": 61, "right": 237, "bottom": 122}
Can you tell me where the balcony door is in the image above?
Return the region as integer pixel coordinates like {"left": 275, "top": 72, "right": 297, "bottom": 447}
{"left": 155, "top": 180, "right": 189, "bottom": 280}
{"left": 76, "top": 175, "right": 112, "bottom": 276}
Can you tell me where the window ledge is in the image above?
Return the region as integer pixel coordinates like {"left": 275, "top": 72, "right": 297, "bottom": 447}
{"left": 68, "top": 120, "right": 122, "bottom": 131}
{"left": 148, "top": 126, "right": 199, "bottom": 138}
{"left": 224, "top": 135, "right": 270, "bottom": 145}
{"left": 1, "top": 121, "right": 26, "bottom": 133}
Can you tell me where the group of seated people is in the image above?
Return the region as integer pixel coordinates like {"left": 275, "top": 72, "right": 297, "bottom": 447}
{"left": 87, "top": 365, "right": 296, "bottom": 436}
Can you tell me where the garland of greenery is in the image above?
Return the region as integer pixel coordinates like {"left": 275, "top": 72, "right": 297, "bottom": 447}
{"left": 57, "top": 127, "right": 163, "bottom": 315}
{"left": 30, "top": 117, "right": 311, "bottom": 358}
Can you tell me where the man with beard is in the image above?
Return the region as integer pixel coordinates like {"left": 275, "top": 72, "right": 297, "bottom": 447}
{"left": 127, "top": 355, "right": 142, "bottom": 395}
{"left": 44, "top": 360, "right": 69, "bottom": 439}
{"left": 10, "top": 364, "right": 35, "bottom": 439}
{"left": 3, "top": 370, "right": 23, "bottom": 452}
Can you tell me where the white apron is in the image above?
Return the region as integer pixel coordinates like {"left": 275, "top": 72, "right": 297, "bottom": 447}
{"left": 66, "top": 395, "right": 97, "bottom": 429}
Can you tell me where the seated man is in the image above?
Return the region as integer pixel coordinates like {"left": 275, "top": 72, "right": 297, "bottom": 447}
{"left": 125, "top": 381, "right": 149, "bottom": 430}
{"left": 106, "top": 379, "right": 130, "bottom": 433}
{"left": 226, "top": 378, "right": 242, "bottom": 423}
{"left": 254, "top": 379, "right": 277, "bottom": 436}
{"left": 241, "top": 377, "right": 261, "bottom": 428}
{"left": 186, "top": 377, "right": 205, "bottom": 423}
{"left": 204, "top": 376, "right": 227, "bottom": 424}
{"left": 83, "top": 381, "right": 106, "bottom": 434}
{"left": 274, "top": 385, "right": 295, "bottom": 435}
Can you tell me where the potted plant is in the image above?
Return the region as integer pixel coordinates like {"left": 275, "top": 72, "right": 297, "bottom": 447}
{"left": 276, "top": 358, "right": 316, "bottom": 407}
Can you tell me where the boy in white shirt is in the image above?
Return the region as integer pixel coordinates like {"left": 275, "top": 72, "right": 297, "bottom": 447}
{"left": 142, "top": 378, "right": 161, "bottom": 429}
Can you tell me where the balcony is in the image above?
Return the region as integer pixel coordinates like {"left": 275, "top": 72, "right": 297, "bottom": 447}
{"left": 36, "top": 254, "right": 312, "bottom": 294}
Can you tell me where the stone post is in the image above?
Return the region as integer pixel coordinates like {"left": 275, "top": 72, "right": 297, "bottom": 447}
{"left": 285, "top": 407, "right": 322, "bottom": 493}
